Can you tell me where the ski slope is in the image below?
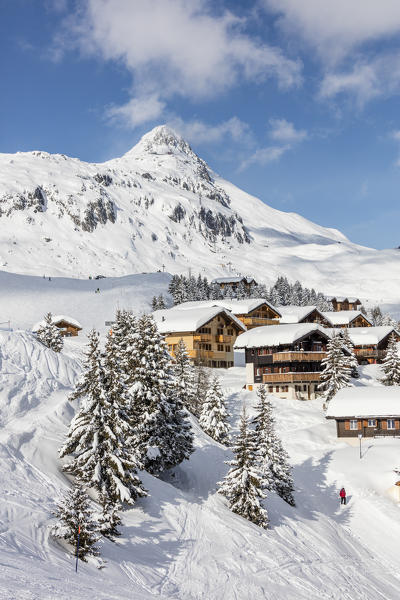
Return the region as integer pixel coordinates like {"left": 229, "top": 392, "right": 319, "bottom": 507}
{"left": 0, "top": 329, "right": 400, "bottom": 599}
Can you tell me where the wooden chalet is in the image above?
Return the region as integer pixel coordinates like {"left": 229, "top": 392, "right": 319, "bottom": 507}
{"left": 342, "top": 326, "right": 400, "bottom": 364}
{"left": 279, "top": 305, "right": 332, "bottom": 327}
{"left": 326, "top": 387, "right": 400, "bottom": 438}
{"left": 211, "top": 276, "right": 257, "bottom": 294}
{"left": 175, "top": 299, "right": 281, "bottom": 329}
{"left": 329, "top": 297, "right": 361, "bottom": 312}
{"left": 32, "top": 315, "right": 82, "bottom": 337}
{"left": 321, "top": 310, "right": 371, "bottom": 328}
{"left": 234, "top": 323, "right": 332, "bottom": 400}
{"left": 153, "top": 305, "right": 246, "bottom": 368}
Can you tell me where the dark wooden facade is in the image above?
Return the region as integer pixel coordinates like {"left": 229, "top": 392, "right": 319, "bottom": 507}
{"left": 53, "top": 319, "right": 82, "bottom": 337}
{"left": 299, "top": 308, "right": 332, "bottom": 327}
{"left": 333, "top": 417, "right": 400, "bottom": 437}
{"left": 237, "top": 303, "right": 281, "bottom": 329}
{"left": 245, "top": 330, "right": 329, "bottom": 399}
{"left": 330, "top": 297, "right": 361, "bottom": 312}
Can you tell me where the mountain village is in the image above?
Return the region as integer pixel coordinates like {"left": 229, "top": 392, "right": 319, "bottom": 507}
{"left": 1, "top": 128, "right": 400, "bottom": 598}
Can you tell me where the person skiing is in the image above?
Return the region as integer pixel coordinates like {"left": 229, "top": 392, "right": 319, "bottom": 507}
{"left": 339, "top": 487, "right": 346, "bottom": 505}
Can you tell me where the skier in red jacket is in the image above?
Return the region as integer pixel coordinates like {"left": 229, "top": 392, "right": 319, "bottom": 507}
{"left": 340, "top": 487, "right": 346, "bottom": 505}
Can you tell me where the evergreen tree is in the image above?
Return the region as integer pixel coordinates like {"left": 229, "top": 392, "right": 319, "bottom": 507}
{"left": 368, "top": 305, "right": 383, "bottom": 326}
{"left": 380, "top": 333, "right": 400, "bottom": 386}
{"left": 151, "top": 296, "right": 158, "bottom": 311}
{"left": 157, "top": 294, "right": 166, "bottom": 309}
{"left": 199, "top": 376, "right": 230, "bottom": 443}
{"left": 60, "top": 329, "right": 146, "bottom": 508}
{"left": 97, "top": 493, "right": 122, "bottom": 540}
{"left": 193, "top": 364, "right": 212, "bottom": 417}
{"left": 318, "top": 334, "right": 352, "bottom": 404}
{"left": 340, "top": 329, "right": 359, "bottom": 378}
{"left": 36, "top": 312, "right": 63, "bottom": 352}
{"left": 218, "top": 407, "right": 268, "bottom": 529}
{"left": 129, "top": 314, "right": 194, "bottom": 475}
{"left": 173, "top": 338, "right": 197, "bottom": 414}
{"left": 112, "top": 309, "right": 138, "bottom": 385}
{"left": 52, "top": 481, "right": 100, "bottom": 561}
{"left": 252, "top": 386, "right": 295, "bottom": 506}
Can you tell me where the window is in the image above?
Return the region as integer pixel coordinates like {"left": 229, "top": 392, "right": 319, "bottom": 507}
{"left": 217, "top": 328, "right": 223, "bottom": 335}
{"left": 367, "top": 419, "right": 376, "bottom": 427}
{"left": 350, "top": 420, "right": 358, "bottom": 430}
{"left": 227, "top": 329, "right": 233, "bottom": 335}
{"left": 199, "top": 327, "right": 211, "bottom": 334}
{"left": 268, "top": 386, "right": 273, "bottom": 393}
{"left": 217, "top": 344, "right": 224, "bottom": 351}
{"left": 387, "top": 419, "right": 396, "bottom": 430}
{"left": 256, "top": 368, "right": 262, "bottom": 376}
{"left": 225, "top": 345, "right": 231, "bottom": 352}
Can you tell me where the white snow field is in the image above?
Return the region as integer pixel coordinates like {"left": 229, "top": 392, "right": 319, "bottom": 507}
{"left": 0, "top": 271, "right": 171, "bottom": 334}
{"left": 1, "top": 328, "right": 400, "bottom": 599}
{"left": 1, "top": 125, "right": 400, "bottom": 305}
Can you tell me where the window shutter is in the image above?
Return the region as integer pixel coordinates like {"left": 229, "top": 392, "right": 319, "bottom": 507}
{"left": 344, "top": 420, "right": 350, "bottom": 431}
{"left": 395, "top": 420, "right": 400, "bottom": 429}
{"left": 358, "top": 420, "right": 362, "bottom": 430}
{"left": 382, "top": 420, "right": 387, "bottom": 430}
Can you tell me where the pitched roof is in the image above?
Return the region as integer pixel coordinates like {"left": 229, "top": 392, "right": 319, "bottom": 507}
{"left": 233, "top": 323, "right": 330, "bottom": 349}
{"left": 32, "top": 315, "right": 82, "bottom": 332}
{"left": 175, "top": 298, "right": 281, "bottom": 317}
{"left": 321, "top": 310, "right": 371, "bottom": 326}
{"left": 328, "top": 296, "right": 360, "bottom": 303}
{"left": 279, "top": 305, "right": 329, "bottom": 324}
{"left": 326, "top": 386, "right": 400, "bottom": 418}
{"left": 211, "top": 276, "right": 256, "bottom": 284}
{"left": 152, "top": 306, "right": 246, "bottom": 334}
{"left": 335, "top": 326, "right": 398, "bottom": 346}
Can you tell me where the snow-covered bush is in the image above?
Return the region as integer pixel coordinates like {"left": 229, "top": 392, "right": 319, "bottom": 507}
{"left": 36, "top": 312, "right": 63, "bottom": 352}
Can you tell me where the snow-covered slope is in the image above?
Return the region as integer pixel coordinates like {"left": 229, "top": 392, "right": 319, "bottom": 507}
{"left": 1, "top": 334, "right": 400, "bottom": 599}
{"left": 0, "top": 125, "right": 399, "bottom": 303}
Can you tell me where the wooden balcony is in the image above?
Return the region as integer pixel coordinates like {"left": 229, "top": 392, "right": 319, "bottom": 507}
{"left": 272, "top": 351, "right": 326, "bottom": 363}
{"left": 214, "top": 334, "right": 233, "bottom": 343}
{"left": 262, "top": 372, "right": 321, "bottom": 383}
{"left": 193, "top": 335, "right": 212, "bottom": 342}
{"left": 241, "top": 317, "right": 279, "bottom": 328}
{"left": 355, "top": 348, "right": 386, "bottom": 358}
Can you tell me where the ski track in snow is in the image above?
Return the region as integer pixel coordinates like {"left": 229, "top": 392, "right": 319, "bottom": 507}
{"left": 0, "top": 332, "right": 400, "bottom": 598}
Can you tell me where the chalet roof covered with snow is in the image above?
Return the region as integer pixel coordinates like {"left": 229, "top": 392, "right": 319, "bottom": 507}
{"left": 153, "top": 306, "right": 246, "bottom": 334}
{"left": 234, "top": 323, "right": 329, "bottom": 349}
{"left": 175, "top": 298, "right": 281, "bottom": 317}
{"left": 327, "top": 326, "right": 398, "bottom": 346}
{"left": 321, "top": 311, "right": 371, "bottom": 326}
{"left": 279, "top": 305, "right": 328, "bottom": 324}
{"left": 211, "top": 276, "right": 255, "bottom": 284}
{"left": 32, "top": 315, "right": 82, "bottom": 332}
{"left": 326, "top": 386, "right": 400, "bottom": 418}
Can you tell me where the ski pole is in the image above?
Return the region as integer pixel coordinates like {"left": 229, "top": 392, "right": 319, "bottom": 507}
{"left": 75, "top": 525, "right": 81, "bottom": 572}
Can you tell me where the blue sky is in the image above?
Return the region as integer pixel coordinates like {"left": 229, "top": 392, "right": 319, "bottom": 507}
{"left": 2, "top": 0, "right": 400, "bottom": 250}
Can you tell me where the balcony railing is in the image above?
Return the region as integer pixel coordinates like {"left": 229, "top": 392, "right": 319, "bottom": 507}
{"left": 262, "top": 372, "right": 321, "bottom": 383}
{"left": 241, "top": 317, "right": 279, "bottom": 327}
{"left": 193, "top": 335, "right": 212, "bottom": 342}
{"left": 354, "top": 349, "right": 386, "bottom": 358}
{"left": 215, "top": 334, "right": 233, "bottom": 343}
{"left": 272, "top": 351, "right": 326, "bottom": 363}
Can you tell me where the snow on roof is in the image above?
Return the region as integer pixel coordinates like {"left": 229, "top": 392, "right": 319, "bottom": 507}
{"left": 341, "top": 326, "right": 397, "bottom": 346}
{"left": 278, "top": 305, "right": 329, "bottom": 324}
{"left": 328, "top": 296, "right": 360, "bottom": 303}
{"left": 326, "top": 386, "right": 400, "bottom": 418}
{"left": 152, "top": 306, "right": 246, "bottom": 334}
{"left": 211, "top": 276, "right": 255, "bottom": 284}
{"left": 175, "top": 298, "right": 281, "bottom": 317}
{"left": 234, "top": 323, "right": 329, "bottom": 349}
{"left": 321, "top": 311, "right": 370, "bottom": 326}
{"left": 32, "top": 315, "right": 82, "bottom": 332}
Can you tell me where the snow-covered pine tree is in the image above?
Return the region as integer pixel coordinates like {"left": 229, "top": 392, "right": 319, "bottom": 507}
{"left": 199, "top": 376, "right": 230, "bottom": 443}
{"left": 52, "top": 481, "right": 100, "bottom": 561}
{"left": 218, "top": 406, "right": 268, "bottom": 529}
{"left": 36, "top": 312, "right": 63, "bottom": 352}
{"left": 318, "top": 334, "right": 352, "bottom": 404}
{"left": 151, "top": 296, "right": 158, "bottom": 310}
{"left": 111, "top": 309, "right": 138, "bottom": 385}
{"left": 60, "top": 329, "right": 146, "bottom": 508}
{"left": 380, "top": 333, "right": 400, "bottom": 386}
{"left": 252, "top": 385, "right": 295, "bottom": 506}
{"left": 130, "top": 314, "right": 194, "bottom": 475}
{"left": 340, "top": 329, "right": 359, "bottom": 378}
{"left": 193, "top": 364, "right": 212, "bottom": 417}
{"left": 173, "top": 338, "right": 197, "bottom": 414}
{"left": 157, "top": 294, "right": 166, "bottom": 309}
{"left": 368, "top": 305, "right": 383, "bottom": 326}
{"left": 97, "top": 492, "right": 122, "bottom": 540}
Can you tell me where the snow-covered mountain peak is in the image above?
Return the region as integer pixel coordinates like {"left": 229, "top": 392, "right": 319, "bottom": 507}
{"left": 123, "top": 125, "right": 195, "bottom": 160}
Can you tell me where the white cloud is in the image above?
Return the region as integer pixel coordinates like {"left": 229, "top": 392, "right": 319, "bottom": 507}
{"left": 57, "top": 0, "right": 302, "bottom": 127}
{"left": 239, "top": 145, "right": 289, "bottom": 170}
{"left": 106, "top": 95, "right": 166, "bottom": 128}
{"left": 262, "top": 0, "right": 400, "bottom": 65}
{"left": 319, "top": 53, "right": 400, "bottom": 106}
{"left": 269, "top": 118, "right": 307, "bottom": 143}
{"left": 169, "top": 116, "right": 252, "bottom": 145}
